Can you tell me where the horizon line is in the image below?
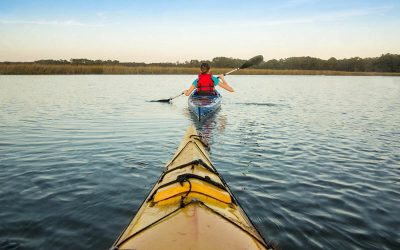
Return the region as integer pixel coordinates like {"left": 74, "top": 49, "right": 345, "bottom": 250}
{"left": 1, "top": 53, "right": 398, "bottom": 64}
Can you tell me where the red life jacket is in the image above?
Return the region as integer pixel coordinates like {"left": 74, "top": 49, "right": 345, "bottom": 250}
{"left": 197, "top": 73, "right": 215, "bottom": 95}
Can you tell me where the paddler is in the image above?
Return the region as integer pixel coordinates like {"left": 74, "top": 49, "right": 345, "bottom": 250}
{"left": 183, "top": 62, "right": 234, "bottom": 96}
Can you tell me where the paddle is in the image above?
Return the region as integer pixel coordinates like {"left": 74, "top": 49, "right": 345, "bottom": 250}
{"left": 150, "top": 55, "right": 264, "bottom": 103}
{"left": 221, "top": 55, "right": 264, "bottom": 77}
{"left": 150, "top": 92, "right": 184, "bottom": 103}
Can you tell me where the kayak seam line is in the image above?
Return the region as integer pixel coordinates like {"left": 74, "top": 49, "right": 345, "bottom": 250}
{"left": 114, "top": 206, "right": 182, "bottom": 248}
{"left": 115, "top": 180, "right": 192, "bottom": 248}
{"left": 191, "top": 141, "right": 214, "bottom": 169}
{"left": 166, "top": 139, "right": 214, "bottom": 171}
{"left": 189, "top": 134, "right": 210, "bottom": 150}
{"left": 115, "top": 199, "right": 200, "bottom": 249}
{"left": 198, "top": 106, "right": 201, "bottom": 121}
{"left": 166, "top": 140, "right": 191, "bottom": 167}
{"left": 200, "top": 202, "right": 272, "bottom": 249}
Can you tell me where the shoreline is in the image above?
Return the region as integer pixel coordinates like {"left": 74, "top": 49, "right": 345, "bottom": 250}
{"left": 1, "top": 64, "right": 399, "bottom": 76}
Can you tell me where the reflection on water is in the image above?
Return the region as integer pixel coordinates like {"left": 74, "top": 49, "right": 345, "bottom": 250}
{"left": 1, "top": 75, "right": 400, "bottom": 250}
{"left": 183, "top": 104, "right": 227, "bottom": 142}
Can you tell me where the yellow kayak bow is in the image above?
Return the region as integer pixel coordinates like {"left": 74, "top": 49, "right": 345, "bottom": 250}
{"left": 112, "top": 125, "right": 273, "bottom": 250}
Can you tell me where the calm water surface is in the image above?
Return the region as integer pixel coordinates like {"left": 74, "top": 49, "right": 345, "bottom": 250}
{"left": 0, "top": 75, "right": 399, "bottom": 250}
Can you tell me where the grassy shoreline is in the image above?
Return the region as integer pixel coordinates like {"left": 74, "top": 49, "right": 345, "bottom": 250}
{"left": 1, "top": 64, "right": 399, "bottom": 76}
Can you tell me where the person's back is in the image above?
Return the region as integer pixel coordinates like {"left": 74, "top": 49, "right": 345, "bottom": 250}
{"left": 183, "top": 62, "right": 234, "bottom": 96}
{"left": 196, "top": 72, "right": 216, "bottom": 96}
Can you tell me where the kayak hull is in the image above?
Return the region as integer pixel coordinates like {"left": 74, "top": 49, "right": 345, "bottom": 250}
{"left": 188, "top": 91, "right": 221, "bottom": 121}
{"left": 112, "top": 126, "right": 270, "bottom": 250}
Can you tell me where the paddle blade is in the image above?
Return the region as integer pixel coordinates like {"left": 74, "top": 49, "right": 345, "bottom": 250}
{"left": 149, "top": 92, "right": 183, "bottom": 103}
{"left": 149, "top": 98, "right": 171, "bottom": 103}
{"left": 239, "top": 55, "right": 264, "bottom": 69}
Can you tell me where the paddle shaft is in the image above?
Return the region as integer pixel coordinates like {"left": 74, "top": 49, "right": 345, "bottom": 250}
{"left": 223, "top": 68, "right": 239, "bottom": 76}
{"left": 170, "top": 92, "right": 184, "bottom": 100}
{"left": 217, "top": 68, "right": 238, "bottom": 78}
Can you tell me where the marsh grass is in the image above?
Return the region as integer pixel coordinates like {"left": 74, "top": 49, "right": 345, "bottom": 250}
{"left": 1, "top": 63, "right": 399, "bottom": 76}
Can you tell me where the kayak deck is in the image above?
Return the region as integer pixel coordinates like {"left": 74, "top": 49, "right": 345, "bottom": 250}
{"left": 112, "top": 126, "right": 271, "bottom": 250}
{"left": 188, "top": 91, "right": 221, "bottom": 121}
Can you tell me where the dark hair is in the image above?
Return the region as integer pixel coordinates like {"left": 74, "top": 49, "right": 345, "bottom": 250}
{"left": 200, "top": 62, "right": 210, "bottom": 73}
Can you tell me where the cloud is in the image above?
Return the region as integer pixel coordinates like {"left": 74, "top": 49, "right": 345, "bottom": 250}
{"left": 0, "top": 19, "right": 104, "bottom": 27}
{"left": 273, "top": 0, "right": 317, "bottom": 10}
{"left": 95, "top": 10, "right": 129, "bottom": 18}
{"left": 318, "top": 6, "right": 393, "bottom": 21}
{"left": 238, "top": 18, "right": 312, "bottom": 28}
{"left": 236, "top": 6, "right": 394, "bottom": 28}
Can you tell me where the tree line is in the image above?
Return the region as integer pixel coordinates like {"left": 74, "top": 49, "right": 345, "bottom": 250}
{"left": 2, "top": 54, "right": 399, "bottom": 72}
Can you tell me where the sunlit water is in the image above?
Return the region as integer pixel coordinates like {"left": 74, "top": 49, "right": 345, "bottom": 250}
{"left": 0, "top": 75, "right": 399, "bottom": 250}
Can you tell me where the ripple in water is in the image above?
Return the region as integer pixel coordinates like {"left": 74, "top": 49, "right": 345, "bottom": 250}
{"left": 1, "top": 75, "right": 399, "bottom": 249}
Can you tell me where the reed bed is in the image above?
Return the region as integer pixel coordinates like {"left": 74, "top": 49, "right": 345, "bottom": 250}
{"left": 1, "top": 63, "right": 399, "bottom": 76}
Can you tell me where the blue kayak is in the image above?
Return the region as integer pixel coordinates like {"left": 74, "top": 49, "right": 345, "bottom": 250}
{"left": 188, "top": 90, "right": 221, "bottom": 121}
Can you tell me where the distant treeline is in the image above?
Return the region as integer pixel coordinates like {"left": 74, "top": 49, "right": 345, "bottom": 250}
{"left": 259, "top": 54, "right": 400, "bottom": 72}
{"left": 1, "top": 54, "right": 399, "bottom": 75}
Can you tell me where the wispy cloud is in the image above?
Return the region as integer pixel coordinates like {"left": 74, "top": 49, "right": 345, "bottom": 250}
{"left": 0, "top": 19, "right": 104, "bottom": 27}
{"left": 237, "top": 6, "right": 394, "bottom": 28}
{"left": 318, "top": 6, "right": 393, "bottom": 21}
{"left": 95, "top": 10, "right": 129, "bottom": 18}
{"left": 273, "top": 0, "right": 318, "bottom": 10}
{"left": 239, "top": 18, "right": 312, "bottom": 27}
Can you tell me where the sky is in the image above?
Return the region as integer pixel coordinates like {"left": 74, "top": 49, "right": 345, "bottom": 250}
{"left": 1, "top": 0, "right": 400, "bottom": 62}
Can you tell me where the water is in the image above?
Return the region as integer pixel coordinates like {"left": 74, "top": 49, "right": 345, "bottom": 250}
{"left": 0, "top": 75, "right": 399, "bottom": 250}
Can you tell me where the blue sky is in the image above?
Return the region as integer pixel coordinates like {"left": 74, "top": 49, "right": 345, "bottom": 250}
{"left": 1, "top": 0, "right": 399, "bottom": 62}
